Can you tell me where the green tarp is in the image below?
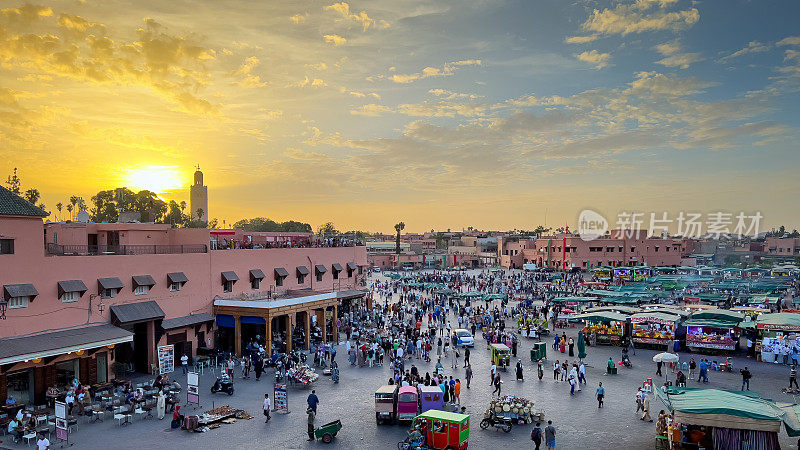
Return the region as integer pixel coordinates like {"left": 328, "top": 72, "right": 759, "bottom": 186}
{"left": 756, "top": 313, "right": 800, "bottom": 331}
{"left": 602, "top": 296, "right": 641, "bottom": 304}
{"left": 690, "top": 309, "right": 744, "bottom": 323}
{"left": 482, "top": 294, "right": 507, "bottom": 301}
{"left": 457, "top": 291, "right": 482, "bottom": 298}
{"left": 684, "top": 319, "right": 739, "bottom": 329}
{"left": 551, "top": 296, "right": 598, "bottom": 303}
{"left": 656, "top": 387, "right": 790, "bottom": 429}
{"left": 571, "top": 311, "right": 627, "bottom": 323}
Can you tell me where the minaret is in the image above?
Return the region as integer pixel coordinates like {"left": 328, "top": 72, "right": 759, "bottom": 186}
{"left": 190, "top": 165, "right": 208, "bottom": 221}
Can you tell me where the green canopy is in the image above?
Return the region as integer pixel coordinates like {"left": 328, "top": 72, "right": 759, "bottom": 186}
{"left": 744, "top": 267, "right": 770, "bottom": 274}
{"left": 435, "top": 288, "right": 457, "bottom": 295}
{"left": 602, "top": 296, "right": 641, "bottom": 304}
{"left": 748, "top": 294, "right": 780, "bottom": 304}
{"left": 551, "top": 296, "right": 598, "bottom": 303}
{"left": 756, "top": 313, "right": 800, "bottom": 331}
{"left": 457, "top": 291, "right": 482, "bottom": 298}
{"left": 656, "top": 387, "right": 788, "bottom": 432}
{"left": 584, "top": 305, "right": 640, "bottom": 315}
{"left": 482, "top": 293, "right": 507, "bottom": 301}
{"left": 630, "top": 312, "right": 682, "bottom": 324}
{"left": 386, "top": 273, "right": 402, "bottom": 279}
{"left": 572, "top": 311, "right": 627, "bottom": 323}
{"left": 690, "top": 309, "right": 744, "bottom": 323}
{"left": 684, "top": 319, "right": 740, "bottom": 329}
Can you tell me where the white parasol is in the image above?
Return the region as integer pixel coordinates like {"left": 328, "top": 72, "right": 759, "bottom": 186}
{"left": 652, "top": 352, "right": 679, "bottom": 363}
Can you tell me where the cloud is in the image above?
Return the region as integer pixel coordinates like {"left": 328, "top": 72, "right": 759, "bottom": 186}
{"left": 388, "top": 59, "right": 482, "bottom": 83}
{"left": 574, "top": 50, "right": 611, "bottom": 69}
{"left": 324, "top": 2, "right": 389, "bottom": 31}
{"left": 289, "top": 12, "right": 308, "bottom": 24}
{"left": 657, "top": 52, "right": 703, "bottom": 69}
{"left": 0, "top": 4, "right": 53, "bottom": 26}
{"left": 777, "top": 36, "right": 800, "bottom": 47}
{"left": 285, "top": 76, "right": 327, "bottom": 88}
{"left": 719, "top": 41, "right": 771, "bottom": 63}
{"left": 323, "top": 34, "right": 346, "bottom": 46}
{"left": 580, "top": 0, "right": 699, "bottom": 37}
{"left": 350, "top": 103, "right": 392, "bottom": 116}
{"left": 565, "top": 35, "right": 599, "bottom": 44}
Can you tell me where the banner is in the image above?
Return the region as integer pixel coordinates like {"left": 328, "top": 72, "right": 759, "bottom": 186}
{"left": 157, "top": 344, "right": 175, "bottom": 374}
{"left": 274, "top": 384, "right": 288, "bottom": 412}
{"left": 187, "top": 371, "right": 200, "bottom": 405}
{"left": 55, "top": 401, "right": 68, "bottom": 440}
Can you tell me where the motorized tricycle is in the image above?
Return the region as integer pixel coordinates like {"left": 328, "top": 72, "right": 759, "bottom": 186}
{"left": 491, "top": 343, "right": 511, "bottom": 372}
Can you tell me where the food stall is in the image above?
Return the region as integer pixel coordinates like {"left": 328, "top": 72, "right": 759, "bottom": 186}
{"left": 591, "top": 266, "right": 613, "bottom": 282}
{"left": 633, "top": 266, "right": 652, "bottom": 282}
{"left": 573, "top": 311, "right": 627, "bottom": 346}
{"left": 614, "top": 267, "right": 633, "bottom": 282}
{"left": 656, "top": 386, "right": 790, "bottom": 450}
{"left": 755, "top": 313, "right": 800, "bottom": 363}
{"left": 630, "top": 312, "right": 682, "bottom": 349}
{"left": 684, "top": 310, "right": 743, "bottom": 352}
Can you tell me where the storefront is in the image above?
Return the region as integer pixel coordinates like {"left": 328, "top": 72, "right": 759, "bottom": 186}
{"left": 755, "top": 313, "right": 800, "bottom": 362}
{"left": 0, "top": 324, "right": 132, "bottom": 406}
{"left": 684, "top": 308, "right": 744, "bottom": 352}
{"left": 573, "top": 311, "right": 627, "bottom": 346}
{"left": 630, "top": 312, "right": 681, "bottom": 348}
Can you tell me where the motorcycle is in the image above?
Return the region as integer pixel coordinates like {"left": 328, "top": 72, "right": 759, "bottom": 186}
{"left": 479, "top": 412, "right": 512, "bottom": 433}
{"left": 211, "top": 374, "right": 234, "bottom": 395}
{"left": 622, "top": 349, "right": 632, "bottom": 368}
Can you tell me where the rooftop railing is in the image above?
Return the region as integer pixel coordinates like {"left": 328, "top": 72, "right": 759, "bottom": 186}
{"left": 45, "top": 243, "right": 208, "bottom": 256}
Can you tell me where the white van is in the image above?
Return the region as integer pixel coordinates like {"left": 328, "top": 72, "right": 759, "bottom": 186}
{"left": 454, "top": 329, "right": 474, "bottom": 347}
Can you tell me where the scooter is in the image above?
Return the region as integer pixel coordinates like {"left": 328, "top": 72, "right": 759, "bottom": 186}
{"left": 479, "top": 412, "right": 512, "bottom": 433}
{"left": 211, "top": 373, "right": 234, "bottom": 395}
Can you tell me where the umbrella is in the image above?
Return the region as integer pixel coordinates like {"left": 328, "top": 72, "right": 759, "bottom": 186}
{"left": 577, "top": 332, "right": 587, "bottom": 360}
{"left": 561, "top": 308, "right": 575, "bottom": 314}
{"left": 652, "top": 352, "right": 679, "bottom": 363}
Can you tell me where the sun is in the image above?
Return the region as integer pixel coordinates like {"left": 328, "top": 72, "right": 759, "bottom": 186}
{"left": 122, "top": 166, "right": 185, "bottom": 195}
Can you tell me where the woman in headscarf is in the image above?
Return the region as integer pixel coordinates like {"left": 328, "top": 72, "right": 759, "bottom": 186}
{"left": 171, "top": 404, "right": 182, "bottom": 429}
{"left": 516, "top": 360, "right": 524, "bottom": 381}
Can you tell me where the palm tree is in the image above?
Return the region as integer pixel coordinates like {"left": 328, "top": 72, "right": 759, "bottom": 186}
{"left": 55, "top": 202, "right": 63, "bottom": 221}
{"left": 394, "top": 222, "right": 405, "bottom": 255}
{"left": 69, "top": 196, "right": 79, "bottom": 220}
{"left": 66, "top": 203, "right": 73, "bottom": 220}
{"left": 196, "top": 208, "right": 204, "bottom": 220}
{"left": 180, "top": 201, "right": 187, "bottom": 213}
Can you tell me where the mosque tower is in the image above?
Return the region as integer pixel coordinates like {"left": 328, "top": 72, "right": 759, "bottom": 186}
{"left": 190, "top": 165, "right": 208, "bottom": 221}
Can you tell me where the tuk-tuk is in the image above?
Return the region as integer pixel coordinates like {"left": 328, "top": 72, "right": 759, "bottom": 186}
{"left": 397, "top": 385, "right": 419, "bottom": 422}
{"left": 375, "top": 385, "right": 397, "bottom": 424}
{"left": 413, "top": 410, "right": 470, "bottom": 450}
{"left": 491, "top": 343, "right": 511, "bottom": 371}
{"left": 419, "top": 385, "right": 444, "bottom": 413}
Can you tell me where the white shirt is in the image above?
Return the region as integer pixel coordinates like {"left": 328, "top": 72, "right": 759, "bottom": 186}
{"left": 263, "top": 397, "right": 271, "bottom": 410}
{"left": 181, "top": 355, "right": 189, "bottom": 365}
{"left": 37, "top": 438, "right": 50, "bottom": 450}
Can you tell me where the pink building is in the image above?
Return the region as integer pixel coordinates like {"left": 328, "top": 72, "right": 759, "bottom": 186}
{"left": 764, "top": 237, "right": 800, "bottom": 256}
{"left": 0, "top": 186, "right": 366, "bottom": 406}
{"left": 498, "top": 231, "right": 683, "bottom": 269}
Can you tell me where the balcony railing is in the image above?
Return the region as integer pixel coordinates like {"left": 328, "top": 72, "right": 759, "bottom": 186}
{"left": 46, "top": 243, "right": 208, "bottom": 256}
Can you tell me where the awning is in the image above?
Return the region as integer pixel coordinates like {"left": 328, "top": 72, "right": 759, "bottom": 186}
{"left": 161, "top": 313, "right": 214, "bottom": 330}
{"left": 274, "top": 267, "right": 289, "bottom": 278}
{"left": 167, "top": 272, "right": 188, "bottom": 284}
{"left": 0, "top": 324, "right": 133, "bottom": 366}
{"left": 216, "top": 314, "right": 235, "bottom": 327}
{"left": 97, "top": 277, "right": 124, "bottom": 291}
{"left": 315, "top": 264, "right": 327, "bottom": 274}
{"left": 131, "top": 275, "right": 156, "bottom": 289}
{"left": 347, "top": 262, "right": 358, "bottom": 271}
{"left": 296, "top": 266, "right": 310, "bottom": 276}
{"left": 249, "top": 269, "right": 266, "bottom": 281}
{"left": 221, "top": 271, "right": 239, "bottom": 283}
{"left": 110, "top": 300, "right": 165, "bottom": 325}
{"left": 332, "top": 263, "right": 344, "bottom": 272}
{"left": 3, "top": 283, "right": 39, "bottom": 301}
{"left": 57, "top": 280, "right": 87, "bottom": 297}
{"left": 240, "top": 316, "right": 266, "bottom": 325}
{"left": 336, "top": 289, "right": 369, "bottom": 299}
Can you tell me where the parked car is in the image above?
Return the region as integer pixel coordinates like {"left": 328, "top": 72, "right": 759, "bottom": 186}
{"left": 454, "top": 329, "right": 474, "bottom": 347}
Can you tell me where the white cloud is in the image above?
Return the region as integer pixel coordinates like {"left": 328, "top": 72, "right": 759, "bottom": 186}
{"left": 719, "top": 41, "right": 771, "bottom": 63}
{"left": 388, "top": 60, "right": 482, "bottom": 83}
{"left": 565, "top": 35, "right": 599, "bottom": 44}
{"left": 323, "top": 34, "right": 346, "bottom": 46}
{"left": 574, "top": 50, "right": 611, "bottom": 69}
{"left": 580, "top": 0, "right": 699, "bottom": 37}
{"left": 325, "top": 2, "right": 389, "bottom": 31}
{"left": 777, "top": 36, "right": 800, "bottom": 47}
{"left": 289, "top": 12, "right": 308, "bottom": 24}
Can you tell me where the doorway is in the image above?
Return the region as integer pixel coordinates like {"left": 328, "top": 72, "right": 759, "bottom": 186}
{"left": 133, "top": 323, "right": 149, "bottom": 373}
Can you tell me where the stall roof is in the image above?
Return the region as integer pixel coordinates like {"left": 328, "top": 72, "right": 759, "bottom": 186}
{"left": 584, "top": 306, "right": 640, "bottom": 315}
{"left": 685, "top": 319, "right": 740, "bottom": 328}
{"left": 656, "top": 387, "right": 787, "bottom": 432}
{"left": 690, "top": 309, "right": 744, "bottom": 322}
{"left": 572, "top": 311, "right": 628, "bottom": 322}
{"left": 415, "top": 410, "right": 469, "bottom": 423}
{"left": 630, "top": 312, "right": 682, "bottom": 323}
{"left": 552, "top": 296, "right": 598, "bottom": 303}
{"left": 161, "top": 313, "right": 214, "bottom": 330}
{"left": 756, "top": 313, "right": 800, "bottom": 331}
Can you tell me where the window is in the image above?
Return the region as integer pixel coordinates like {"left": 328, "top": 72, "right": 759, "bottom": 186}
{"left": 9, "top": 296, "right": 28, "bottom": 309}
{"left": 0, "top": 238, "right": 14, "bottom": 254}
{"left": 316, "top": 273, "right": 323, "bottom": 282}
{"left": 297, "top": 274, "right": 306, "bottom": 284}
{"left": 169, "top": 282, "right": 182, "bottom": 292}
{"left": 223, "top": 280, "right": 233, "bottom": 293}
{"left": 630, "top": 247, "right": 635, "bottom": 252}
{"left": 333, "top": 270, "right": 339, "bottom": 280}
{"left": 61, "top": 291, "right": 78, "bottom": 303}
{"left": 101, "top": 288, "right": 116, "bottom": 299}
{"left": 134, "top": 285, "right": 149, "bottom": 296}
{"left": 251, "top": 278, "right": 260, "bottom": 290}
{"left": 276, "top": 277, "right": 284, "bottom": 287}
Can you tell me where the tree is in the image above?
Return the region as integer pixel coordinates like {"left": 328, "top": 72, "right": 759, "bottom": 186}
{"left": 395, "top": 221, "right": 405, "bottom": 255}
{"left": 164, "top": 200, "right": 188, "bottom": 226}
{"left": 196, "top": 208, "right": 204, "bottom": 220}
{"left": 55, "top": 202, "right": 63, "bottom": 220}
{"left": 317, "top": 222, "right": 338, "bottom": 237}
{"left": 5, "top": 168, "right": 20, "bottom": 194}
{"left": 23, "top": 188, "right": 40, "bottom": 205}
{"left": 66, "top": 203, "right": 74, "bottom": 219}
{"left": 533, "top": 225, "right": 551, "bottom": 236}
{"left": 434, "top": 232, "right": 446, "bottom": 249}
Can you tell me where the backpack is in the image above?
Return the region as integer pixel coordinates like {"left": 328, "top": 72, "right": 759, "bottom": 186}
{"left": 531, "top": 427, "right": 542, "bottom": 440}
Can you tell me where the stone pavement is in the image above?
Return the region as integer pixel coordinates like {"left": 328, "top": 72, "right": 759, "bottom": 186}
{"left": 6, "top": 300, "right": 800, "bottom": 448}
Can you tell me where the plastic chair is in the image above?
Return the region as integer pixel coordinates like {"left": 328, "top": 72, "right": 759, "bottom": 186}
{"left": 23, "top": 432, "right": 37, "bottom": 445}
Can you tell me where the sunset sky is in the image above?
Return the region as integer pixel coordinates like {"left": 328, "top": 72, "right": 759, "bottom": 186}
{"left": 1, "top": 0, "right": 799, "bottom": 233}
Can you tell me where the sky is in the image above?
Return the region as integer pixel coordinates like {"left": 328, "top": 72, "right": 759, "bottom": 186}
{"left": 1, "top": 0, "right": 799, "bottom": 234}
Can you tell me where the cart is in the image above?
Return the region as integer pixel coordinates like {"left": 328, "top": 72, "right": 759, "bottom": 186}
{"left": 314, "top": 419, "right": 342, "bottom": 443}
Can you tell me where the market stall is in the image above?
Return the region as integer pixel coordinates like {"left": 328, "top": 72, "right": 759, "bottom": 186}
{"left": 287, "top": 364, "right": 319, "bottom": 387}
{"left": 656, "top": 386, "right": 791, "bottom": 450}
{"left": 630, "top": 312, "right": 682, "bottom": 349}
{"left": 573, "top": 311, "right": 627, "bottom": 346}
{"left": 756, "top": 313, "right": 800, "bottom": 363}
{"left": 684, "top": 309, "right": 743, "bottom": 352}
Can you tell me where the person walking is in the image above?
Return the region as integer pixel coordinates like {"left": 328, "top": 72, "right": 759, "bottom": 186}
{"left": 538, "top": 360, "right": 544, "bottom": 381}
{"left": 307, "top": 390, "right": 319, "bottom": 413}
{"left": 492, "top": 373, "right": 502, "bottom": 396}
{"left": 463, "top": 347, "right": 470, "bottom": 367}
{"left": 596, "top": 382, "right": 605, "bottom": 408}
{"left": 263, "top": 393, "right": 271, "bottom": 423}
{"left": 698, "top": 359, "right": 708, "bottom": 383}
{"left": 790, "top": 365, "right": 799, "bottom": 389}
{"left": 465, "top": 364, "right": 473, "bottom": 389}
{"left": 635, "top": 388, "right": 644, "bottom": 413}
{"left": 568, "top": 369, "right": 577, "bottom": 395}
{"left": 568, "top": 337, "right": 574, "bottom": 357}
{"left": 307, "top": 408, "right": 316, "bottom": 441}
{"left": 740, "top": 367, "right": 752, "bottom": 391}
{"left": 156, "top": 389, "right": 165, "bottom": 420}
{"left": 545, "top": 420, "right": 556, "bottom": 450}
{"left": 689, "top": 358, "right": 696, "bottom": 378}
{"left": 656, "top": 361, "right": 663, "bottom": 376}
{"left": 641, "top": 394, "right": 653, "bottom": 422}
{"left": 531, "top": 422, "right": 543, "bottom": 450}
{"left": 553, "top": 360, "right": 560, "bottom": 381}
{"left": 578, "top": 362, "right": 587, "bottom": 385}
{"left": 454, "top": 379, "right": 461, "bottom": 404}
